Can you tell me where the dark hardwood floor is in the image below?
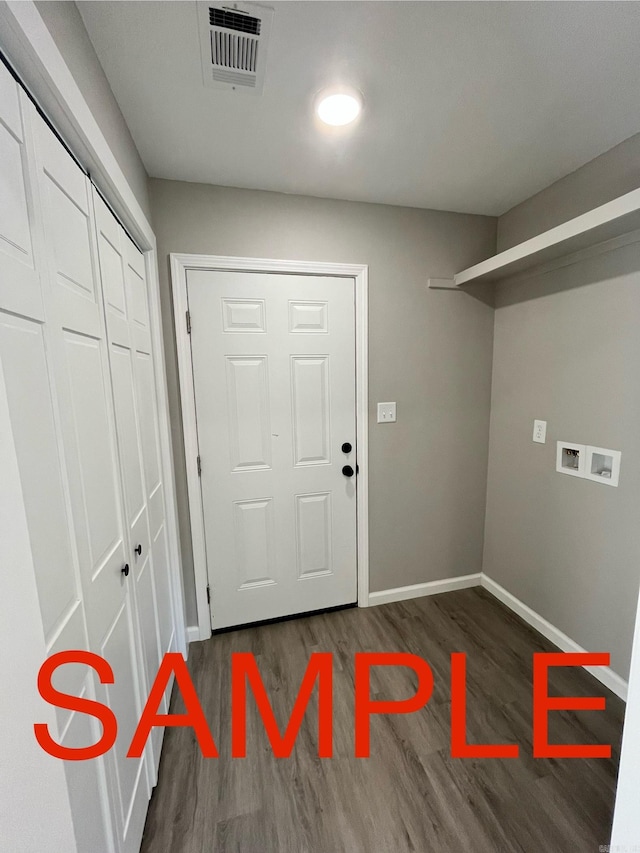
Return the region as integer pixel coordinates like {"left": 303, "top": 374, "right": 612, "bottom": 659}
{"left": 141, "top": 588, "right": 625, "bottom": 852}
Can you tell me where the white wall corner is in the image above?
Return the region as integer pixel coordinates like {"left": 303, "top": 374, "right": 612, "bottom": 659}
{"left": 480, "top": 573, "right": 628, "bottom": 701}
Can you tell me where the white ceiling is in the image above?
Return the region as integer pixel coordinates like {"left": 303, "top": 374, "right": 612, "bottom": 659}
{"left": 78, "top": 1, "right": 640, "bottom": 216}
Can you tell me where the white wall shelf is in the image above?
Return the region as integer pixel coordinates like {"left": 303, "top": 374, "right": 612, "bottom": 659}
{"left": 453, "top": 186, "right": 640, "bottom": 286}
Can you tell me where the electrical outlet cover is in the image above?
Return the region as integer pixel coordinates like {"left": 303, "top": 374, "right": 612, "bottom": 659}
{"left": 533, "top": 420, "right": 547, "bottom": 443}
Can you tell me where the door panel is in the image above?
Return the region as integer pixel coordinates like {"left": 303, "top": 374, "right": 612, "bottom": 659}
{"left": 0, "top": 68, "right": 174, "bottom": 852}
{"left": 234, "top": 497, "right": 278, "bottom": 588}
{"left": 45, "top": 178, "right": 95, "bottom": 297}
{"left": 31, "top": 107, "right": 150, "bottom": 853}
{"left": 110, "top": 342, "right": 146, "bottom": 521}
{"left": 0, "top": 82, "right": 134, "bottom": 853}
{"left": 0, "top": 313, "right": 77, "bottom": 638}
{"left": 0, "top": 112, "right": 32, "bottom": 259}
{"left": 0, "top": 62, "right": 43, "bottom": 320}
{"left": 100, "top": 601, "right": 145, "bottom": 830}
{"left": 94, "top": 195, "right": 175, "bottom": 780}
{"left": 291, "top": 355, "right": 331, "bottom": 465}
{"left": 226, "top": 355, "right": 272, "bottom": 470}
{"left": 151, "top": 520, "right": 174, "bottom": 654}
{"left": 295, "top": 491, "right": 333, "bottom": 578}
{"left": 135, "top": 351, "right": 162, "bottom": 490}
{"left": 187, "top": 269, "right": 357, "bottom": 629}
{"left": 61, "top": 682, "right": 116, "bottom": 853}
{"left": 63, "top": 331, "right": 122, "bottom": 579}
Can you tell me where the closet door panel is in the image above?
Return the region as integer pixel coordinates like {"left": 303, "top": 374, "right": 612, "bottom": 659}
{"left": 126, "top": 245, "right": 151, "bottom": 354}
{"left": 95, "top": 197, "right": 178, "bottom": 778}
{"left": 0, "top": 66, "right": 43, "bottom": 320}
{"left": 151, "top": 521, "right": 174, "bottom": 655}
{"left": 147, "top": 483, "right": 165, "bottom": 546}
{"left": 62, "top": 329, "right": 128, "bottom": 644}
{"left": 95, "top": 196, "right": 166, "bottom": 782}
{"left": 136, "top": 347, "right": 175, "bottom": 655}
{"left": 31, "top": 105, "right": 151, "bottom": 853}
{"left": 100, "top": 601, "right": 147, "bottom": 831}
{"left": 136, "top": 553, "right": 161, "bottom": 679}
{"left": 36, "top": 117, "right": 100, "bottom": 338}
{"left": 110, "top": 342, "right": 146, "bottom": 522}
{"left": 45, "top": 177, "right": 94, "bottom": 292}
{"left": 130, "top": 507, "right": 165, "bottom": 757}
{"left": 98, "top": 208, "right": 129, "bottom": 346}
{"left": 135, "top": 550, "right": 165, "bottom": 762}
{"left": 136, "top": 350, "right": 162, "bottom": 498}
{"left": 125, "top": 243, "right": 175, "bottom": 663}
{"left": 127, "top": 241, "right": 175, "bottom": 657}
{"left": 48, "top": 603, "right": 90, "bottom": 733}
{"left": 61, "top": 687, "right": 117, "bottom": 853}
{"left": 0, "top": 113, "right": 31, "bottom": 254}
{"left": 0, "top": 312, "right": 77, "bottom": 639}
{"left": 0, "top": 90, "right": 118, "bottom": 853}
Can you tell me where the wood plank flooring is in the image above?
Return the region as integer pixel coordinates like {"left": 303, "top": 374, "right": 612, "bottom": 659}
{"left": 141, "top": 588, "right": 625, "bottom": 852}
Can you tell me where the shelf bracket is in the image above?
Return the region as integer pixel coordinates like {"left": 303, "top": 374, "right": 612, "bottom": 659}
{"left": 427, "top": 278, "right": 457, "bottom": 289}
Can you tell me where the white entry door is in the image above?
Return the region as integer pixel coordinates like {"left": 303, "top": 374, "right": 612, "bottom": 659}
{"left": 187, "top": 270, "right": 357, "bottom": 629}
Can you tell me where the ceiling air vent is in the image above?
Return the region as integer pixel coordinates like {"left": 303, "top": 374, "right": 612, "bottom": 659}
{"left": 198, "top": 2, "right": 274, "bottom": 95}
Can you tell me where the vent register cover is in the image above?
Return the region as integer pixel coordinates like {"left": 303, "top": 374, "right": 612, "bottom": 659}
{"left": 198, "top": 3, "right": 274, "bottom": 93}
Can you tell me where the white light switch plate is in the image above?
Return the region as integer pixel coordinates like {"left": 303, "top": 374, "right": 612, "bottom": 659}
{"left": 377, "top": 402, "right": 397, "bottom": 423}
{"left": 533, "top": 419, "right": 547, "bottom": 443}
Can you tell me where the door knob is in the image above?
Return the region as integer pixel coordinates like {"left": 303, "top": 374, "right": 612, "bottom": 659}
{"left": 342, "top": 465, "right": 354, "bottom": 478}
{"left": 341, "top": 442, "right": 352, "bottom": 454}
{"left": 121, "top": 563, "right": 130, "bottom": 578}
{"left": 134, "top": 544, "right": 142, "bottom": 556}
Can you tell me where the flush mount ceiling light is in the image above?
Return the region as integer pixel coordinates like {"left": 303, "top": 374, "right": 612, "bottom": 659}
{"left": 315, "top": 87, "right": 363, "bottom": 127}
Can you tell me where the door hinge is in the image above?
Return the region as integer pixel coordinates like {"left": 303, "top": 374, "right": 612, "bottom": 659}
{"left": 197, "top": 455, "right": 202, "bottom": 476}
{"left": 186, "top": 310, "right": 191, "bottom": 334}
{"left": 206, "top": 584, "right": 211, "bottom": 605}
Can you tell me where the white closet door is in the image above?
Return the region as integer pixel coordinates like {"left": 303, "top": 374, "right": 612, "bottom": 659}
{"left": 0, "top": 65, "right": 113, "bottom": 853}
{"left": 94, "top": 195, "right": 175, "bottom": 780}
{"left": 31, "top": 108, "right": 150, "bottom": 853}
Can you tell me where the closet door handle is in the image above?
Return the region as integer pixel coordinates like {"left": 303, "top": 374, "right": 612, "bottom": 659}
{"left": 121, "top": 563, "right": 130, "bottom": 578}
{"left": 134, "top": 544, "right": 142, "bottom": 556}
{"left": 342, "top": 465, "right": 355, "bottom": 478}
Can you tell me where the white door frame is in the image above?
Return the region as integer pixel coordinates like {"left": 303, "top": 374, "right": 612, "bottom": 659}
{"left": 171, "top": 254, "right": 369, "bottom": 640}
{"left": 0, "top": 1, "right": 187, "bottom": 655}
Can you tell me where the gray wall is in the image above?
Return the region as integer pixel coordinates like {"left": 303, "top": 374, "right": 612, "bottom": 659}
{"left": 149, "top": 179, "right": 496, "bottom": 625}
{"left": 35, "top": 1, "right": 151, "bottom": 220}
{"left": 483, "top": 241, "right": 640, "bottom": 679}
{"left": 498, "top": 131, "right": 640, "bottom": 251}
{"left": 486, "top": 132, "right": 640, "bottom": 681}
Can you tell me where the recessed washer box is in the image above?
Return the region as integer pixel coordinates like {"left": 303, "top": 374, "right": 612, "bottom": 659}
{"left": 585, "top": 445, "right": 621, "bottom": 487}
{"left": 556, "top": 441, "right": 585, "bottom": 477}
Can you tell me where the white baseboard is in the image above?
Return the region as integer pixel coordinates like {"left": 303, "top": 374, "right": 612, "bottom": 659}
{"left": 368, "top": 573, "right": 482, "bottom": 607}
{"left": 186, "top": 625, "right": 201, "bottom": 644}
{"left": 365, "top": 571, "right": 627, "bottom": 701}
{"left": 185, "top": 572, "right": 628, "bottom": 699}
{"left": 481, "top": 574, "right": 628, "bottom": 701}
